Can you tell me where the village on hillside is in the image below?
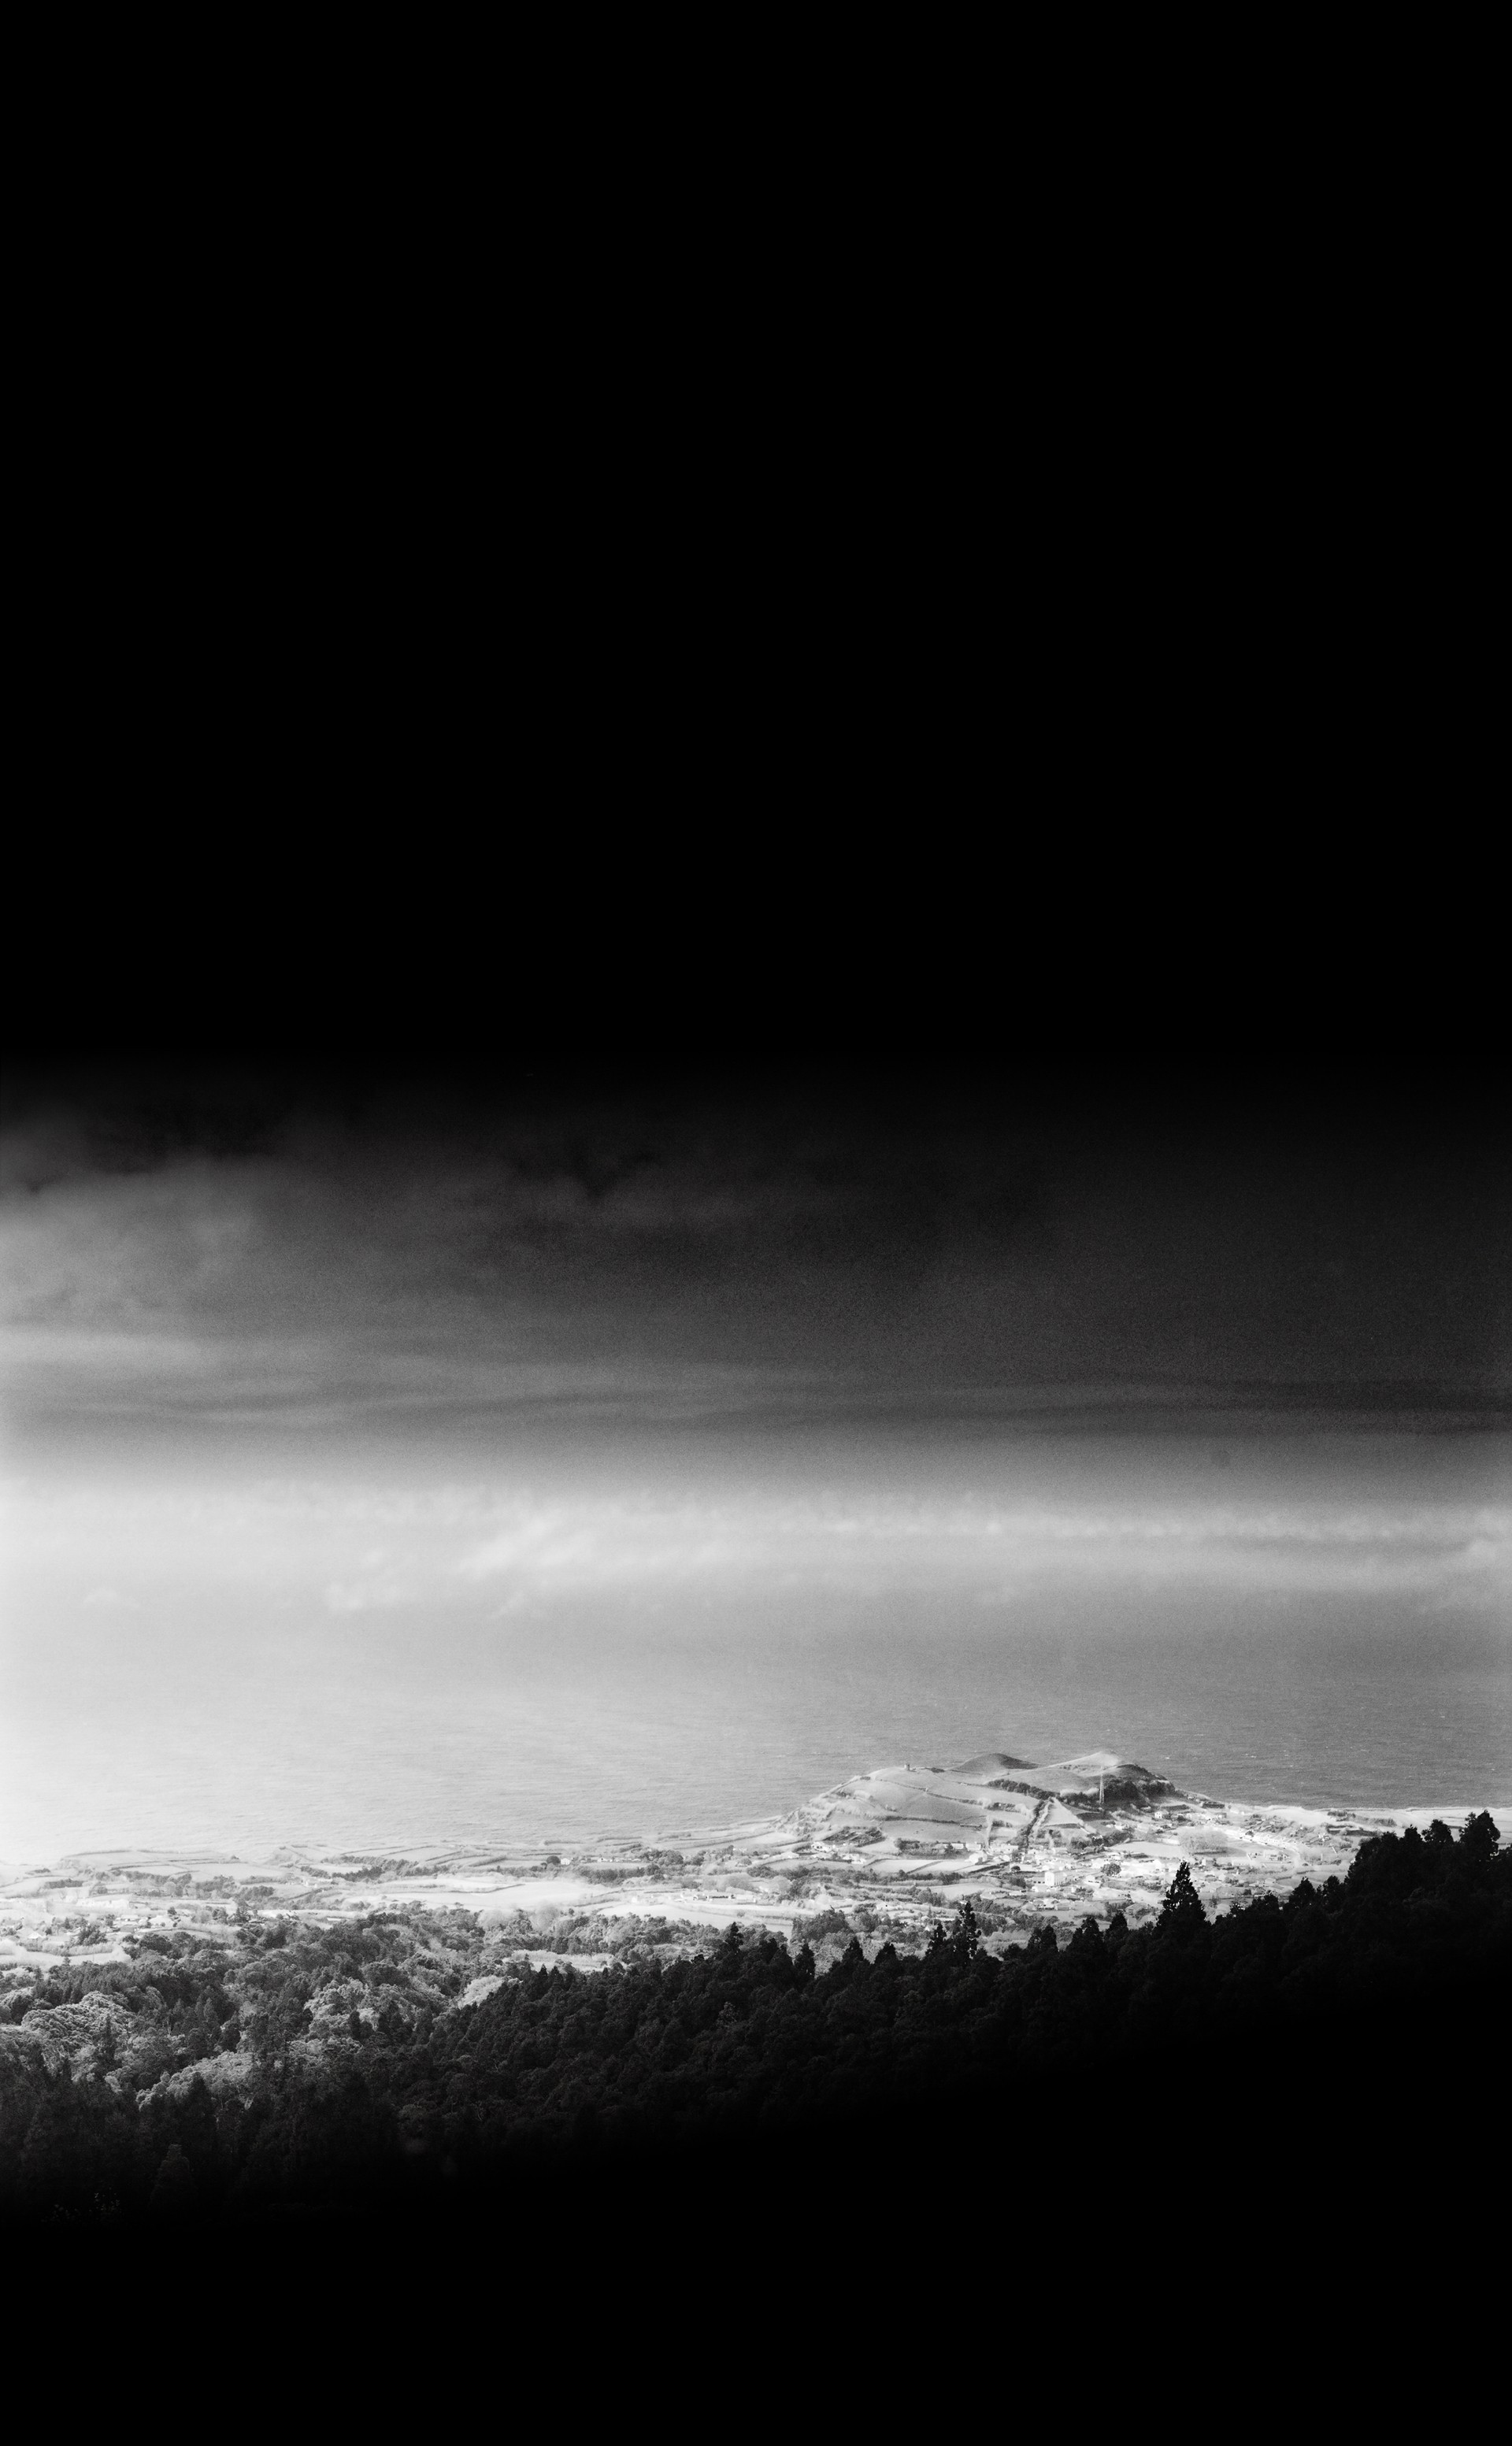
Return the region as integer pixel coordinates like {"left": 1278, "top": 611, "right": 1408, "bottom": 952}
{"left": 2, "top": 1752, "right": 1492, "bottom": 1982}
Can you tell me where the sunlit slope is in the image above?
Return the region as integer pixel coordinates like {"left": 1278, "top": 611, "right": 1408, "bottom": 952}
{"left": 762, "top": 1751, "right": 1176, "bottom": 1858}
{"left": 4, "top": 1748, "right": 1502, "bottom": 1975}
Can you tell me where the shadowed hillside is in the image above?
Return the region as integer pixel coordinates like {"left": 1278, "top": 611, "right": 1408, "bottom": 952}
{"left": 2, "top": 1810, "right": 1505, "bottom": 2245}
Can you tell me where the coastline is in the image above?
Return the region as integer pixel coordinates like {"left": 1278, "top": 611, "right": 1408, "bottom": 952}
{"left": 4, "top": 1750, "right": 1506, "bottom": 1977}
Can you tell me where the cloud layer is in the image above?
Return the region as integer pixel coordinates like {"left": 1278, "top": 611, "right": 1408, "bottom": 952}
{"left": 6, "top": 1471, "right": 1507, "bottom": 1618}
{"left": 3, "top": 1073, "right": 1506, "bottom": 1458}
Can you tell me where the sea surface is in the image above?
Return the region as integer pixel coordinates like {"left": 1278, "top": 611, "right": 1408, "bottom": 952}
{"left": 2, "top": 1585, "right": 1507, "bottom": 1861}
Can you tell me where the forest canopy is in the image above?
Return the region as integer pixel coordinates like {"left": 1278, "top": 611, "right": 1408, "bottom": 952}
{"left": 2, "top": 1814, "right": 1505, "bottom": 2231}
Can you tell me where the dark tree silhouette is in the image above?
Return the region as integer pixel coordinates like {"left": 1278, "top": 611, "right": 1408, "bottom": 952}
{"left": 2, "top": 1813, "right": 1506, "bottom": 2230}
{"left": 1159, "top": 1861, "right": 1207, "bottom": 1935}
{"left": 149, "top": 2143, "right": 196, "bottom": 2218}
{"left": 1462, "top": 1810, "right": 1501, "bottom": 1862}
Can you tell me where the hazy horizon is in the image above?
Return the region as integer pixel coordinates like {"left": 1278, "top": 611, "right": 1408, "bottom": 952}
{"left": 3, "top": 1061, "right": 1506, "bottom": 1859}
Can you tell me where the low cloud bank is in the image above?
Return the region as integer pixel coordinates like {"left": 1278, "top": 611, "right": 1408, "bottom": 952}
{"left": 7, "top": 1475, "right": 1507, "bottom": 1616}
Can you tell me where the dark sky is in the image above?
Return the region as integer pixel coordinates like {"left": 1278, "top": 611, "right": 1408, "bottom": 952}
{"left": 2, "top": 1054, "right": 1506, "bottom": 1455}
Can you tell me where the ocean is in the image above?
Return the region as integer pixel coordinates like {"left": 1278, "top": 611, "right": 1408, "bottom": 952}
{"left": 2, "top": 1584, "right": 1507, "bottom": 1862}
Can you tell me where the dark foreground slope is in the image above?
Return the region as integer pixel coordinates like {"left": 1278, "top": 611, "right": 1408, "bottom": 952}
{"left": 4, "top": 1814, "right": 1507, "bottom": 2297}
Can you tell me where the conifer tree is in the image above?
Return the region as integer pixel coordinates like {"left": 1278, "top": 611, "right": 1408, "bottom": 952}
{"left": 1159, "top": 1860, "right": 1207, "bottom": 1935}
